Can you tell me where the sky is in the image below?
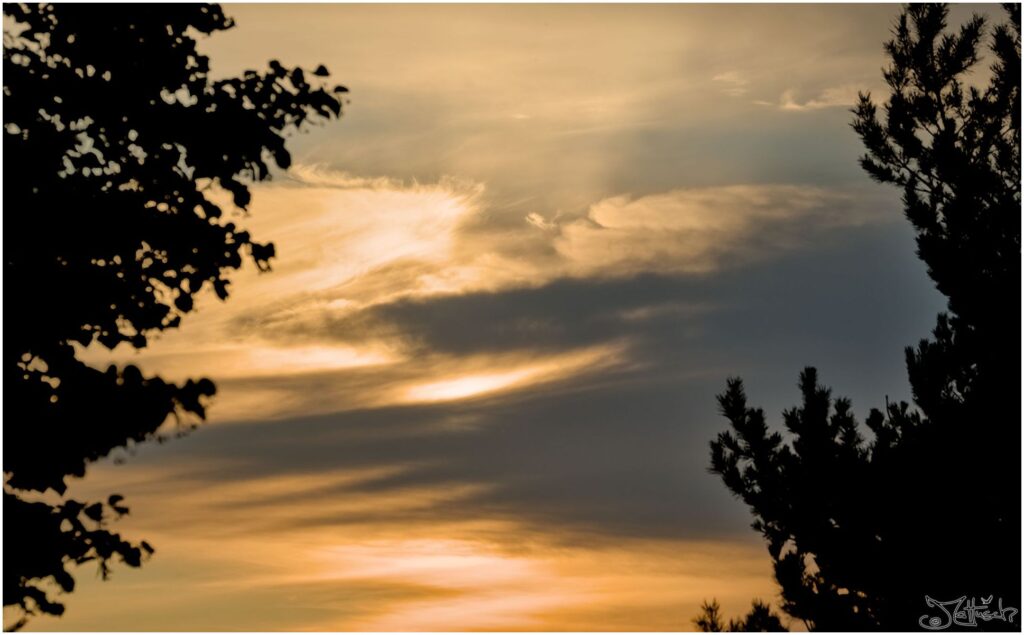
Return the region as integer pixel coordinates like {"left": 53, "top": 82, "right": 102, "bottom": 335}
{"left": 13, "top": 3, "right": 997, "bottom": 631}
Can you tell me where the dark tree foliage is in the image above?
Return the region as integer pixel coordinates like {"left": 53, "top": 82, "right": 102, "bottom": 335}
{"left": 709, "top": 4, "right": 1020, "bottom": 631}
{"left": 732, "top": 600, "right": 787, "bottom": 632}
{"left": 694, "top": 599, "right": 727, "bottom": 633}
{"left": 3, "top": 4, "right": 345, "bottom": 627}
{"left": 693, "top": 599, "right": 787, "bottom": 632}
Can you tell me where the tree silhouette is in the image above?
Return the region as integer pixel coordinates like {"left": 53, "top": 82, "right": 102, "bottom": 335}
{"left": 694, "top": 599, "right": 727, "bottom": 632}
{"left": 732, "top": 599, "right": 787, "bottom": 632}
{"left": 3, "top": 4, "right": 345, "bottom": 628}
{"left": 693, "top": 599, "right": 787, "bottom": 632}
{"left": 709, "top": 4, "right": 1019, "bottom": 630}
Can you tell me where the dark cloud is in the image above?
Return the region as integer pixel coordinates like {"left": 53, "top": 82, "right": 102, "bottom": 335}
{"left": 240, "top": 219, "right": 942, "bottom": 384}
{"left": 109, "top": 220, "right": 944, "bottom": 548}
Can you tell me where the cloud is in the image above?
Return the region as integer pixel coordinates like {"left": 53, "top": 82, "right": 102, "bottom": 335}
{"left": 252, "top": 178, "right": 894, "bottom": 336}
{"left": 76, "top": 166, "right": 492, "bottom": 381}
{"left": 212, "top": 344, "right": 629, "bottom": 422}
{"left": 398, "top": 344, "right": 624, "bottom": 404}
{"left": 286, "top": 163, "right": 485, "bottom": 196}
{"left": 54, "top": 211, "right": 942, "bottom": 633}
{"left": 209, "top": 214, "right": 933, "bottom": 425}
{"left": 80, "top": 166, "right": 900, "bottom": 432}
{"left": 765, "top": 85, "right": 863, "bottom": 111}
{"left": 712, "top": 71, "right": 749, "bottom": 97}
{"left": 86, "top": 226, "right": 939, "bottom": 547}
{"left": 52, "top": 447, "right": 776, "bottom": 631}
{"left": 550, "top": 184, "right": 883, "bottom": 277}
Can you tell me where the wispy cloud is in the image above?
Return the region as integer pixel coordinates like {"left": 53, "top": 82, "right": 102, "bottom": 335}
{"left": 759, "top": 85, "right": 863, "bottom": 111}
{"left": 712, "top": 71, "right": 749, "bottom": 97}
{"left": 80, "top": 170, "right": 893, "bottom": 425}
{"left": 549, "top": 184, "right": 884, "bottom": 277}
{"left": 398, "top": 344, "right": 625, "bottom": 405}
{"left": 48, "top": 428, "right": 777, "bottom": 631}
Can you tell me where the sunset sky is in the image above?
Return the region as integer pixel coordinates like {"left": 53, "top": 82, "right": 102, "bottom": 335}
{"left": 12, "top": 3, "right": 997, "bottom": 630}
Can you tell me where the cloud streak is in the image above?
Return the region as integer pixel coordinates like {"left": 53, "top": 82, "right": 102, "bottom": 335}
{"left": 764, "top": 85, "right": 863, "bottom": 111}
{"left": 82, "top": 167, "right": 895, "bottom": 411}
{"left": 713, "top": 71, "right": 749, "bottom": 97}
{"left": 552, "top": 184, "right": 883, "bottom": 276}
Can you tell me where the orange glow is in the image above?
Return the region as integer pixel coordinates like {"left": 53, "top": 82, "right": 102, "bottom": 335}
{"left": 239, "top": 344, "right": 396, "bottom": 376}
{"left": 402, "top": 368, "right": 539, "bottom": 402}
{"left": 399, "top": 345, "right": 625, "bottom": 404}
{"left": 16, "top": 462, "right": 777, "bottom": 631}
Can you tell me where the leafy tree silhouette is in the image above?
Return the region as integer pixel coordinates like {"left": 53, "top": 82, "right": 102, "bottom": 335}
{"left": 693, "top": 599, "right": 787, "bottom": 632}
{"left": 709, "top": 3, "right": 1019, "bottom": 631}
{"left": 3, "top": 4, "right": 345, "bottom": 628}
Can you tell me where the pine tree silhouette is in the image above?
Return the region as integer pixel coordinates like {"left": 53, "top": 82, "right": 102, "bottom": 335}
{"left": 709, "top": 4, "right": 1020, "bottom": 630}
{"left": 693, "top": 598, "right": 787, "bottom": 632}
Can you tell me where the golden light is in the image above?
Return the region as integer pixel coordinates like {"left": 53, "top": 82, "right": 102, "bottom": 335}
{"left": 399, "top": 344, "right": 625, "bottom": 404}
{"left": 239, "top": 344, "right": 396, "bottom": 376}
{"left": 402, "top": 368, "right": 539, "bottom": 403}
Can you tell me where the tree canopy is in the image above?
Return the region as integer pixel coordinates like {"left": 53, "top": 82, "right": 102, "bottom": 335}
{"left": 3, "top": 4, "right": 345, "bottom": 627}
{"left": 693, "top": 599, "right": 787, "bottom": 632}
{"left": 709, "top": 3, "right": 1020, "bottom": 630}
